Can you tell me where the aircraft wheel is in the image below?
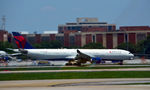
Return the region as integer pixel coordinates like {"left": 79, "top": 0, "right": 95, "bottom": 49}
{"left": 75, "top": 63, "right": 81, "bottom": 66}
{"left": 119, "top": 61, "right": 123, "bottom": 65}
{"left": 66, "top": 63, "right": 72, "bottom": 66}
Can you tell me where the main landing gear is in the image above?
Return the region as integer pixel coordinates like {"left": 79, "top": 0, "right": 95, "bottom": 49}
{"left": 119, "top": 60, "right": 123, "bottom": 65}
{"left": 65, "top": 60, "right": 82, "bottom": 66}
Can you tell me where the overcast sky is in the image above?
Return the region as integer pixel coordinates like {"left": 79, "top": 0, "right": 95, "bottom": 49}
{"left": 0, "top": 0, "right": 150, "bottom": 33}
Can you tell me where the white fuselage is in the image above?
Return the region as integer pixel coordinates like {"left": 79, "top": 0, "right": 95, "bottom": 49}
{"left": 25, "top": 49, "right": 134, "bottom": 61}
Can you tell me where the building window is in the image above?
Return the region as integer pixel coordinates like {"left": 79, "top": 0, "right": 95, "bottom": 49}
{"left": 41, "top": 36, "right": 50, "bottom": 42}
{"left": 92, "top": 35, "right": 96, "bottom": 43}
{"left": 108, "top": 26, "right": 112, "bottom": 31}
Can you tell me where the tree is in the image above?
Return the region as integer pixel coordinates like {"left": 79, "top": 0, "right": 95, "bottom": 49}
{"left": 136, "top": 40, "right": 145, "bottom": 54}
{"left": 0, "top": 41, "right": 16, "bottom": 53}
{"left": 68, "top": 46, "right": 81, "bottom": 49}
{"left": 116, "top": 42, "right": 137, "bottom": 53}
{"left": 82, "top": 43, "right": 105, "bottom": 49}
{"left": 33, "top": 40, "right": 62, "bottom": 49}
{"left": 49, "top": 40, "right": 62, "bottom": 48}
{"left": 32, "top": 43, "right": 42, "bottom": 49}
{"left": 136, "top": 35, "right": 150, "bottom": 54}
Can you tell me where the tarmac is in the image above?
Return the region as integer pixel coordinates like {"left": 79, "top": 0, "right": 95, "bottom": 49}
{"left": 0, "top": 59, "right": 150, "bottom": 90}
{"left": 0, "top": 78, "right": 150, "bottom": 90}
{"left": 0, "top": 59, "right": 150, "bottom": 67}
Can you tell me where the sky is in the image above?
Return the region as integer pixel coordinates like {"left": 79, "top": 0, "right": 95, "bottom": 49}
{"left": 0, "top": 0, "right": 150, "bottom": 33}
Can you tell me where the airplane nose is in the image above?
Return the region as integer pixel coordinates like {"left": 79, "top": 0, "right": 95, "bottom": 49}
{"left": 130, "top": 54, "right": 134, "bottom": 60}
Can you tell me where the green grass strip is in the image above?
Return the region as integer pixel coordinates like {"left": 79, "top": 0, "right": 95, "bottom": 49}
{"left": 0, "top": 66, "right": 150, "bottom": 71}
{"left": 0, "top": 71, "right": 150, "bottom": 81}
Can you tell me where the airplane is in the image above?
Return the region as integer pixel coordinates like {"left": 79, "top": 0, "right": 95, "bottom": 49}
{"left": 0, "top": 50, "right": 20, "bottom": 61}
{"left": 12, "top": 32, "right": 134, "bottom": 66}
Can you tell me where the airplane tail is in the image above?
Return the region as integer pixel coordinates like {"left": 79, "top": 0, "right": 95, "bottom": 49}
{"left": 12, "top": 32, "right": 33, "bottom": 49}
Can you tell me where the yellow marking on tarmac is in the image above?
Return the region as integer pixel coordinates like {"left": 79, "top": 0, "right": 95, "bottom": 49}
{"left": 0, "top": 80, "right": 107, "bottom": 88}
{"left": 0, "top": 81, "right": 75, "bottom": 88}
{"left": 0, "top": 82, "right": 49, "bottom": 87}
{"left": 0, "top": 79, "right": 150, "bottom": 88}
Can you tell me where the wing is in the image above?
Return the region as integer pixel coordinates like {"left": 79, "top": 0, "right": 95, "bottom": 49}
{"left": 75, "top": 49, "right": 92, "bottom": 63}
{"left": 66, "top": 55, "right": 76, "bottom": 59}
{"left": 10, "top": 53, "right": 22, "bottom": 56}
{"left": 65, "top": 50, "right": 93, "bottom": 61}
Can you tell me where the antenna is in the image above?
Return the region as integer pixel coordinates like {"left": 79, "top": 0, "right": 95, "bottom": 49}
{"left": 1, "top": 16, "right": 6, "bottom": 30}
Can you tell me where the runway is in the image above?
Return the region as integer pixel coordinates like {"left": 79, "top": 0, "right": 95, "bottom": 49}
{"left": 1, "top": 85, "right": 150, "bottom": 90}
{"left": 0, "top": 78, "right": 150, "bottom": 90}
{"left": 0, "top": 68, "right": 150, "bottom": 73}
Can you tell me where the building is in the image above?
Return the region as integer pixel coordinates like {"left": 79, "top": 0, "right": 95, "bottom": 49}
{"left": 119, "top": 26, "right": 150, "bottom": 45}
{"left": 2, "top": 18, "right": 150, "bottom": 49}
{"left": 57, "top": 18, "right": 150, "bottom": 48}
{"left": 58, "top": 18, "right": 116, "bottom": 33}
{"left": 0, "top": 30, "right": 10, "bottom": 42}
{"left": 19, "top": 26, "right": 150, "bottom": 49}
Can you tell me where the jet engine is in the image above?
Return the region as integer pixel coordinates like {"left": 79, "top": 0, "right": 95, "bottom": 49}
{"left": 91, "top": 57, "right": 101, "bottom": 64}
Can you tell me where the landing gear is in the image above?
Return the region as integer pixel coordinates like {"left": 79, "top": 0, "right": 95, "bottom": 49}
{"left": 119, "top": 61, "right": 123, "bottom": 65}
{"left": 66, "top": 62, "right": 82, "bottom": 66}
{"left": 65, "top": 60, "right": 82, "bottom": 66}
{"left": 66, "top": 63, "right": 73, "bottom": 66}
{"left": 75, "top": 62, "right": 81, "bottom": 66}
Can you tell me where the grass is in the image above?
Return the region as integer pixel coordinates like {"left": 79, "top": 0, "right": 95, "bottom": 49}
{"left": 0, "top": 71, "right": 150, "bottom": 81}
{"left": 0, "top": 66, "right": 150, "bottom": 71}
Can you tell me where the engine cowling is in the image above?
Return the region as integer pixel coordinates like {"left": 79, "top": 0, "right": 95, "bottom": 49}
{"left": 91, "top": 57, "right": 101, "bottom": 64}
